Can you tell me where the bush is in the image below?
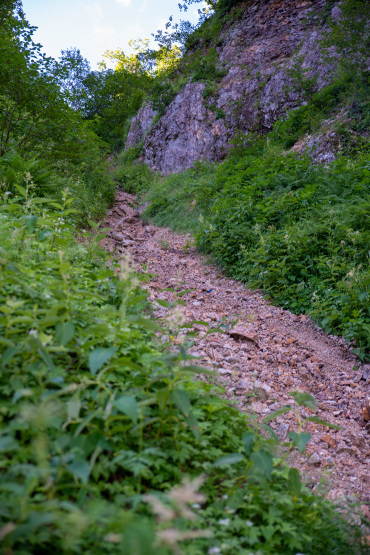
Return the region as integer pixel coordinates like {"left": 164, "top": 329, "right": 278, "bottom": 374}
{"left": 0, "top": 150, "right": 115, "bottom": 226}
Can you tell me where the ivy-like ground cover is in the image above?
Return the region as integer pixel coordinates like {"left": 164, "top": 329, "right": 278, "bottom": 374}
{"left": 0, "top": 162, "right": 366, "bottom": 554}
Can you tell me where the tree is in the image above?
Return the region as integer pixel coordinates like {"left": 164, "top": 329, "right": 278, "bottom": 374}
{"left": 102, "top": 39, "right": 181, "bottom": 78}
{"left": 83, "top": 68, "right": 152, "bottom": 150}
{"left": 0, "top": 0, "right": 24, "bottom": 24}
{"left": 55, "top": 47, "right": 91, "bottom": 111}
{"left": 0, "top": 6, "right": 70, "bottom": 156}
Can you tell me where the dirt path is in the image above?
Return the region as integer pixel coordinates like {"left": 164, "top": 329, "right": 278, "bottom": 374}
{"left": 103, "top": 190, "right": 370, "bottom": 505}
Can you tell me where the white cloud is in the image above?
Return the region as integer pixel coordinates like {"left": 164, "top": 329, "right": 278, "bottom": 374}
{"left": 116, "top": 0, "right": 131, "bottom": 6}
{"left": 84, "top": 2, "right": 116, "bottom": 42}
{"left": 140, "top": 0, "right": 149, "bottom": 13}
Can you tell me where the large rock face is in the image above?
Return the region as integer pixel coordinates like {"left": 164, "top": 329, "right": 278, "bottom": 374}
{"left": 125, "top": 103, "right": 157, "bottom": 150}
{"left": 127, "top": 0, "right": 338, "bottom": 174}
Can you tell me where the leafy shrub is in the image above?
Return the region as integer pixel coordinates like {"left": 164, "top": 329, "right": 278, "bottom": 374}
{"left": 0, "top": 150, "right": 115, "bottom": 226}
{"left": 271, "top": 79, "right": 350, "bottom": 149}
{"left": 195, "top": 151, "right": 370, "bottom": 358}
{"left": 113, "top": 155, "right": 155, "bottom": 195}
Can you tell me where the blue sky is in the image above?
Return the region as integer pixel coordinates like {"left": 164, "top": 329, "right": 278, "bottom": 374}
{"left": 22, "top": 0, "right": 204, "bottom": 69}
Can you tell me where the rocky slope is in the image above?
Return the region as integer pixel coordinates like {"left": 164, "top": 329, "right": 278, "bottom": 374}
{"left": 102, "top": 189, "right": 370, "bottom": 504}
{"left": 126, "top": 0, "right": 339, "bottom": 174}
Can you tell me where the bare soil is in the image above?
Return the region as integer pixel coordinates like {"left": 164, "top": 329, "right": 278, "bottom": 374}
{"left": 102, "top": 190, "right": 370, "bottom": 509}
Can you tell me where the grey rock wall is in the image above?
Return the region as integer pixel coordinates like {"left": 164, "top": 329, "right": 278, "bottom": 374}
{"left": 127, "top": 0, "right": 339, "bottom": 174}
{"left": 125, "top": 103, "right": 157, "bottom": 150}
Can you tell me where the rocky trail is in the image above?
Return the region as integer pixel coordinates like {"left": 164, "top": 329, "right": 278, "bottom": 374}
{"left": 102, "top": 189, "right": 370, "bottom": 507}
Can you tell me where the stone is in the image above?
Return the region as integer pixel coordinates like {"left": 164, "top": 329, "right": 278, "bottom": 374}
{"left": 337, "top": 446, "right": 356, "bottom": 457}
{"left": 360, "top": 364, "right": 370, "bottom": 382}
{"left": 228, "top": 325, "right": 260, "bottom": 345}
{"left": 278, "top": 422, "right": 290, "bottom": 440}
{"left": 286, "top": 337, "right": 298, "bottom": 345}
{"left": 308, "top": 453, "right": 321, "bottom": 466}
{"left": 321, "top": 434, "right": 337, "bottom": 448}
{"left": 238, "top": 378, "right": 252, "bottom": 390}
{"left": 217, "top": 368, "right": 232, "bottom": 376}
{"left": 253, "top": 380, "right": 271, "bottom": 401}
{"left": 360, "top": 398, "right": 370, "bottom": 421}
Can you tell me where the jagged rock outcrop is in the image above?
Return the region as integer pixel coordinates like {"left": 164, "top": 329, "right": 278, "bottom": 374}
{"left": 127, "top": 0, "right": 339, "bottom": 174}
{"left": 125, "top": 103, "right": 157, "bottom": 150}
{"left": 291, "top": 130, "right": 338, "bottom": 164}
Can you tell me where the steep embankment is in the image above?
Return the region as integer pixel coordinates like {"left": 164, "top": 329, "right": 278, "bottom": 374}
{"left": 126, "top": 0, "right": 337, "bottom": 173}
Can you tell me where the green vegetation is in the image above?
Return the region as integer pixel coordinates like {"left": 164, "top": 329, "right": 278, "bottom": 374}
{"left": 122, "top": 73, "right": 370, "bottom": 360}
{"left": 1, "top": 0, "right": 369, "bottom": 551}
{"left": 0, "top": 3, "right": 115, "bottom": 223}
{"left": 0, "top": 156, "right": 366, "bottom": 554}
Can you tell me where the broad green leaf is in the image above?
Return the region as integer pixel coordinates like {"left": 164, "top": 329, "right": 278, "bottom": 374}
{"left": 67, "top": 458, "right": 90, "bottom": 484}
{"left": 287, "top": 468, "right": 301, "bottom": 497}
{"left": 0, "top": 436, "right": 18, "bottom": 452}
{"left": 159, "top": 287, "right": 175, "bottom": 292}
{"left": 60, "top": 261, "right": 71, "bottom": 274}
{"left": 94, "top": 233, "right": 107, "bottom": 242}
{"left": 250, "top": 451, "right": 273, "bottom": 479}
{"left": 38, "top": 228, "right": 53, "bottom": 241}
{"left": 12, "top": 389, "right": 34, "bottom": 403}
{"left": 262, "top": 405, "right": 292, "bottom": 423}
{"left": 24, "top": 215, "right": 37, "bottom": 234}
{"left": 56, "top": 322, "right": 75, "bottom": 346}
{"left": 67, "top": 395, "right": 81, "bottom": 420}
{"left": 242, "top": 431, "right": 255, "bottom": 455}
{"left": 88, "top": 219, "right": 100, "bottom": 230}
{"left": 12, "top": 512, "right": 55, "bottom": 539}
{"left": 155, "top": 389, "right": 169, "bottom": 411}
{"left": 114, "top": 396, "right": 138, "bottom": 424}
{"left": 89, "top": 347, "right": 117, "bottom": 375}
{"left": 185, "top": 411, "right": 200, "bottom": 439}
{"left": 156, "top": 299, "right": 172, "bottom": 308}
{"left": 127, "top": 316, "right": 159, "bottom": 329}
{"left": 177, "top": 289, "right": 194, "bottom": 297}
{"left": 1, "top": 346, "right": 17, "bottom": 368}
{"left": 287, "top": 432, "right": 311, "bottom": 453}
{"left": 261, "top": 424, "right": 279, "bottom": 442}
{"left": 30, "top": 197, "right": 53, "bottom": 204}
{"left": 171, "top": 390, "right": 191, "bottom": 417}
{"left": 0, "top": 338, "right": 15, "bottom": 347}
{"left": 289, "top": 391, "right": 318, "bottom": 411}
{"left": 14, "top": 184, "right": 27, "bottom": 197}
{"left": 260, "top": 525, "right": 275, "bottom": 541}
{"left": 180, "top": 365, "right": 210, "bottom": 374}
{"left": 213, "top": 453, "right": 244, "bottom": 467}
{"left": 306, "top": 416, "right": 341, "bottom": 429}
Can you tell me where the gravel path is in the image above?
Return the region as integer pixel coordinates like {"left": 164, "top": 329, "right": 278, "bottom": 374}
{"left": 103, "top": 190, "right": 370, "bottom": 507}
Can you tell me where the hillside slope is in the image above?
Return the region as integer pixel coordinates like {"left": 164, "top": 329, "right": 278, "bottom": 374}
{"left": 126, "top": 0, "right": 340, "bottom": 173}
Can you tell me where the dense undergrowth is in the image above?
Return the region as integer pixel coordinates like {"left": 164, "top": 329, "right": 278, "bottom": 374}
{"left": 0, "top": 158, "right": 366, "bottom": 554}
{"left": 117, "top": 74, "right": 370, "bottom": 360}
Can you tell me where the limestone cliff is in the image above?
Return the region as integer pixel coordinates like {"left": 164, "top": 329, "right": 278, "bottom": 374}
{"left": 126, "top": 0, "right": 339, "bottom": 174}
